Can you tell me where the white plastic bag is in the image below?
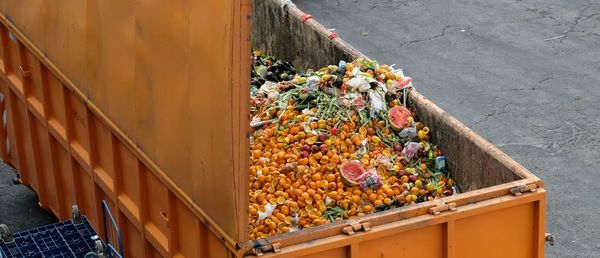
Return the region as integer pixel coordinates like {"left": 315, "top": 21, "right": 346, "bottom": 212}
{"left": 257, "top": 203, "right": 277, "bottom": 221}
{"left": 347, "top": 77, "right": 371, "bottom": 92}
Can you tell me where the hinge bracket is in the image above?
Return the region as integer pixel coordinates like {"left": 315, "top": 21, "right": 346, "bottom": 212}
{"left": 429, "top": 202, "right": 457, "bottom": 215}
{"left": 343, "top": 222, "right": 371, "bottom": 235}
{"left": 510, "top": 184, "right": 537, "bottom": 196}
{"left": 250, "top": 239, "right": 281, "bottom": 256}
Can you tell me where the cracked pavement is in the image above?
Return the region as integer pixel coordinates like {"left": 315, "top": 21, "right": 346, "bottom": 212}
{"left": 295, "top": 0, "right": 599, "bottom": 256}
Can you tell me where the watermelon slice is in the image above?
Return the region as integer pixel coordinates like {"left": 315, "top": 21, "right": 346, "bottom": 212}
{"left": 396, "top": 76, "right": 412, "bottom": 89}
{"left": 340, "top": 161, "right": 366, "bottom": 187}
{"left": 388, "top": 105, "right": 412, "bottom": 130}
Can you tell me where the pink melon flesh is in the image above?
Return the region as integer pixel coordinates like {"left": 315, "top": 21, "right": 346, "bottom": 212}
{"left": 340, "top": 162, "right": 366, "bottom": 187}
{"left": 396, "top": 76, "right": 412, "bottom": 89}
{"left": 388, "top": 105, "right": 412, "bottom": 130}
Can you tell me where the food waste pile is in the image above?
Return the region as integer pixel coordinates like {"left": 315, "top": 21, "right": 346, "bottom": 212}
{"left": 249, "top": 51, "right": 457, "bottom": 240}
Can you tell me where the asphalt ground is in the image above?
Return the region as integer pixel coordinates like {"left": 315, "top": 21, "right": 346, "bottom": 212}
{"left": 294, "top": 0, "right": 600, "bottom": 257}
{"left": 0, "top": 0, "right": 598, "bottom": 257}
{"left": 0, "top": 162, "right": 56, "bottom": 233}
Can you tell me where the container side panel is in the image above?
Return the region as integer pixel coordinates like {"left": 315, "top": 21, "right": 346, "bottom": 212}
{"left": 22, "top": 50, "right": 45, "bottom": 117}
{"left": 207, "top": 227, "right": 231, "bottom": 258}
{"left": 3, "top": 83, "right": 19, "bottom": 167}
{"left": 30, "top": 115, "right": 59, "bottom": 212}
{"left": 120, "top": 213, "right": 146, "bottom": 258}
{"left": 172, "top": 197, "right": 203, "bottom": 258}
{"left": 95, "top": 192, "right": 117, "bottom": 238}
{"left": 67, "top": 93, "right": 92, "bottom": 168}
{"left": 455, "top": 202, "right": 535, "bottom": 258}
{"left": 42, "top": 0, "right": 87, "bottom": 89}
{"left": 1, "top": 0, "right": 248, "bottom": 242}
{"left": 299, "top": 247, "right": 349, "bottom": 258}
{"left": 3, "top": 26, "right": 21, "bottom": 78}
{"left": 133, "top": 0, "right": 191, "bottom": 196}
{"left": 0, "top": 26, "right": 5, "bottom": 73}
{"left": 91, "top": 115, "right": 116, "bottom": 196}
{"left": 1, "top": 0, "right": 45, "bottom": 50}
{"left": 149, "top": 246, "right": 164, "bottom": 258}
{"left": 10, "top": 90, "right": 37, "bottom": 189}
{"left": 49, "top": 136, "right": 76, "bottom": 219}
{"left": 86, "top": 0, "right": 135, "bottom": 125}
{"left": 45, "top": 75, "right": 68, "bottom": 141}
{"left": 189, "top": 0, "right": 239, "bottom": 239}
{"left": 116, "top": 142, "right": 141, "bottom": 222}
{"left": 358, "top": 224, "right": 444, "bottom": 258}
{"left": 26, "top": 112, "right": 46, "bottom": 203}
{"left": 72, "top": 161, "right": 99, "bottom": 229}
{"left": 141, "top": 165, "right": 170, "bottom": 255}
{"left": 0, "top": 96, "right": 9, "bottom": 164}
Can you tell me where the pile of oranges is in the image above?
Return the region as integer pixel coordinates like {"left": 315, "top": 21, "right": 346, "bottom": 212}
{"left": 248, "top": 54, "right": 456, "bottom": 240}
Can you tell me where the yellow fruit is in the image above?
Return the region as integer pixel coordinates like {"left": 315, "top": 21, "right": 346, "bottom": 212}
{"left": 427, "top": 183, "right": 435, "bottom": 192}
{"left": 410, "top": 187, "right": 419, "bottom": 195}
{"left": 418, "top": 130, "right": 426, "bottom": 140}
{"left": 371, "top": 136, "right": 381, "bottom": 143}
{"left": 415, "top": 180, "right": 423, "bottom": 187}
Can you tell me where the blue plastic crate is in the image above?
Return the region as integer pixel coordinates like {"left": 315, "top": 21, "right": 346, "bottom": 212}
{"left": 0, "top": 217, "right": 100, "bottom": 258}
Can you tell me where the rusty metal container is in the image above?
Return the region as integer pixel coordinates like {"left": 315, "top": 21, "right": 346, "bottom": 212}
{"left": 0, "top": 0, "right": 547, "bottom": 257}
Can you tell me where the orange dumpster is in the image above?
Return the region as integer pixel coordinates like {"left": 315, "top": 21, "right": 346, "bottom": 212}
{"left": 0, "top": 0, "right": 547, "bottom": 257}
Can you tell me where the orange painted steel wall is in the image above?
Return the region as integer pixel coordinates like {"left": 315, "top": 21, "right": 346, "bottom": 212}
{"left": 263, "top": 191, "right": 546, "bottom": 258}
{"left": 0, "top": 0, "right": 252, "bottom": 243}
{"left": 0, "top": 23, "right": 243, "bottom": 257}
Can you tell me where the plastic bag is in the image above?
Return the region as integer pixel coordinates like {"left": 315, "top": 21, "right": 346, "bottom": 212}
{"left": 250, "top": 117, "right": 276, "bottom": 129}
{"left": 356, "top": 169, "right": 383, "bottom": 191}
{"left": 254, "top": 65, "right": 267, "bottom": 78}
{"left": 398, "top": 127, "right": 417, "bottom": 142}
{"left": 402, "top": 142, "right": 420, "bottom": 159}
{"left": 257, "top": 81, "right": 277, "bottom": 97}
{"left": 267, "top": 91, "right": 280, "bottom": 102}
{"left": 257, "top": 203, "right": 277, "bottom": 221}
{"left": 368, "top": 88, "right": 386, "bottom": 112}
{"left": 347, "top": 77, "right": 371, "bottom": 92}
{"left": 306, "top": 76, "right": 321, "bottom": 92}
{"left": 375, "top": 155, "right": 393, "bottom": 170}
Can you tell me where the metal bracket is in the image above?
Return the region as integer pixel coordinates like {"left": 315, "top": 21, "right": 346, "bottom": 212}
{"left": 18, "top": 66, "right": 31, "bottom": 78}
{"left": 343, "top": 222, "right": 371, "bottom": 235}
{"left": 251, "top": 239, "right": 281, "bottom": 256}
{"left": 429, "top": 202, "right": 457, "bottom": 215}
{"left": 510, "top": 184, "right": 538, "bottom": 196}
